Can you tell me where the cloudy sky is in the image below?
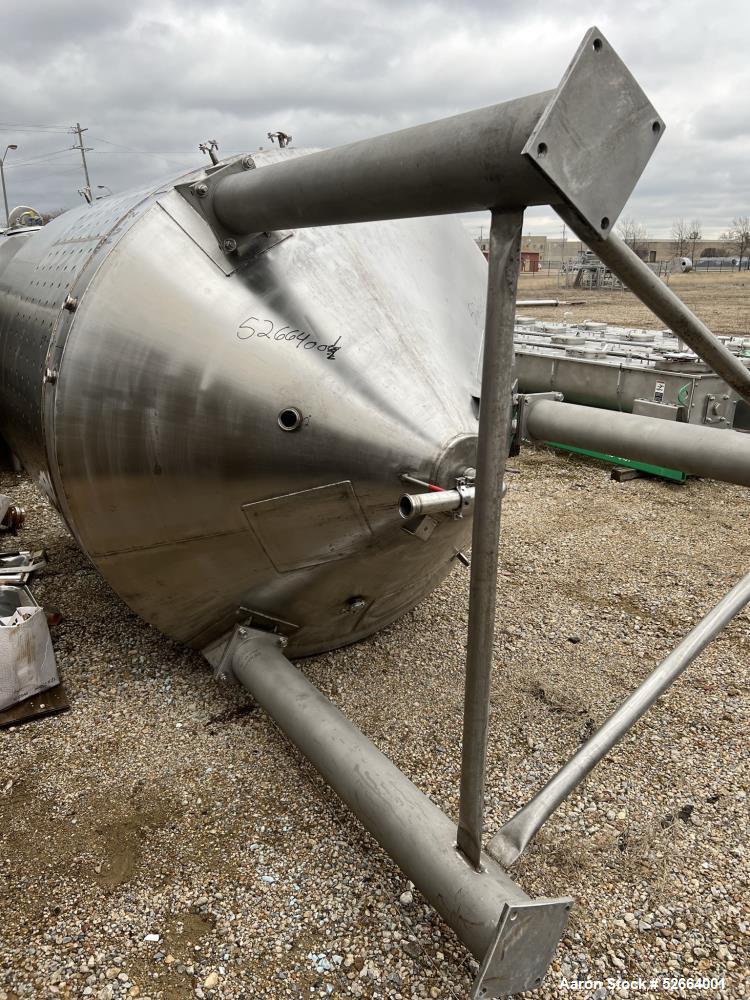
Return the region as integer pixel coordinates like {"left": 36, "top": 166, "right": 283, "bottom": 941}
{"left": 0, "top": 0, "right": 748, "bottom": 238}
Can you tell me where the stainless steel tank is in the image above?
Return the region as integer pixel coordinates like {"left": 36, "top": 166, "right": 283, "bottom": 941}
{"left": 0, "top": 150, "right": 485, "bottom": 656}
{"left": 7, "top": 32, "right": 749, "bottom": 1000}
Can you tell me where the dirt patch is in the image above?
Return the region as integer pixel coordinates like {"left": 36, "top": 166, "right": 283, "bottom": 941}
{"left": 0, "top": 774, "right": 180, "bottom": 909}
{"left": 517, "top": 269, "right": 750, "bottom": 335}
{"left": 93, "top": 805, "right": 176, "bottom": 888}
{"left": 161, "top": 911, "right": 215, "bottom": 961}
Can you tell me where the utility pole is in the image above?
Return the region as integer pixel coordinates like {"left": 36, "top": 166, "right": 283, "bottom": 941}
{"left": 73, "top": 123, "right": 93, "bottom": 204}
{"left": 1, "top": 144, "right": 18, "bottom": 227}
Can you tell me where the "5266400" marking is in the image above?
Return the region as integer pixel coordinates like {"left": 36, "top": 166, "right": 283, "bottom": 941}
{"left": 237, "top": 316, "right": 342, "bottom": 361}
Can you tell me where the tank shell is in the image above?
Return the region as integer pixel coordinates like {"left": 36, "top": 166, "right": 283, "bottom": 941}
{"left": 0, "top": 152, "right": 485, "bottom": 656}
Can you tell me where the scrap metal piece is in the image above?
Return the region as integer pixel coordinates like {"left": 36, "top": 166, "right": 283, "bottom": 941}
{"left": 0, "top": 549, "right": 47, "bottom": 583}
{"left": 0, "top": 581, "right": 37, "bottom": 614}
{"left": 0, "top": 602, "right": 59, "bottom": 712}
{"left": 0, "top": 494, "right": 25, "bottom": 533}
{"left": 401, "top": 514, "right": 437, "bottom": 541}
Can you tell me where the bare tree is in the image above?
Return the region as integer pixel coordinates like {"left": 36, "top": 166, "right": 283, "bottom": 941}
{"left": 671, "top": 218, "right": 689, "bottom": 258}
{"left": 687, "top": 220, "right": 702, "bottom": 263}
{"left": 617, "top": 216, "right": 649, "bottom": 258}
{"left": 722, "top": 216, "right": 750, "bottom": 269}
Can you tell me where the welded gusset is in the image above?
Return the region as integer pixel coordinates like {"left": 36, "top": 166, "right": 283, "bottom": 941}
{"left": 177, "top": 27, "right": 662, "bottom": 249}
{"left": 226, "top": 626, "right": 571, "bottom": 999}
{"left": 557, "top": 212, "right": 750, "bottom": 407}
{"left": 487, "top": 569, "right": 750, "bottom": 868}
{"left": 523, "top": 397, "right": 750, "bottom": 488}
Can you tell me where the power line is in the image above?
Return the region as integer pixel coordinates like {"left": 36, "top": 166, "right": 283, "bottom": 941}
{"left": 0, "top": 123, "right": 72, "bottom": 134}
{"left": 91, "top": 135, "right": 247, "bottom": 157}
{"left": 9, "top": 164, "right": 83, "bottom": 173}
{"left": 87, "top": 136, "right": 201, "bottom": 171}
{"left": 91, "top": 136, "right": 202, "bottom": 156}
{"left": 4, "top": 149, "right": 76, "bottom": 168}
{"left": 90, "top": 135, "right": 153, "bottom": 151}
{"left": 90, "top": 149, "right": 199, "bottom": 155}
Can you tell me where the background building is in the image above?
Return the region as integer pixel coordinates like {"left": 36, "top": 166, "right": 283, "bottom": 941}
{"left": 476, "top": 234, "right": 737, "bottom": 264}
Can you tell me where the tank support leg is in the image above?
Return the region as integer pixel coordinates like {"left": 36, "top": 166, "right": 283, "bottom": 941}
{"left": 457, "top": 208, "right": 523, "bottom": 868}
{"left": 226, "top": 625, "right": 571, "bottom": 999}
{"left": 487, "top": 569, "right": 750, "bottom": 868}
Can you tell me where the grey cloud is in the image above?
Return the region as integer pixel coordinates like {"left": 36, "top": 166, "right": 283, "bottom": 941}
{"left": 690, "top": 104, "right": 750, "bottom": 142}
{"left": 0, "top": 0, "right": 747, "bottom": 233}
{"left": 1, "top": 0, "right": 134, "bottom": 58}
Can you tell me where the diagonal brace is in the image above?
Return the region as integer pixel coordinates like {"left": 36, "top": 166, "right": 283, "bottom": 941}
{"left": 487, "top": 568, "right": 750, "bottom": 868}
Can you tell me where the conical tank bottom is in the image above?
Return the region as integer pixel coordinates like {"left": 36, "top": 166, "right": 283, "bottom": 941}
{"left": 52, "top": 195, "right": 487, "bottom": 654}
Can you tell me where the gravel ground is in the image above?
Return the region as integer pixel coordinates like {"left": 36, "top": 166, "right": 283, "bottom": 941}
{"left": 1, "top": 448, "right": 748, "bottom": 1000}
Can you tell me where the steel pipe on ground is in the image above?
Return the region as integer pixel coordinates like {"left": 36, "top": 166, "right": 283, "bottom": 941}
{"left": 230, "top": 628, "right": 524, "bottom": 956}
{"left": 525, "top": 398, "right": 750, "bottom": 487}
{"left": 229, "top": 626, "right": 570, "bottom": 997}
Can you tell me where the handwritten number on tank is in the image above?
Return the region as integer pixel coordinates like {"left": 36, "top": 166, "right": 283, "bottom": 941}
{"left": 237, "top": 316, "right": 343, "bottom": 360}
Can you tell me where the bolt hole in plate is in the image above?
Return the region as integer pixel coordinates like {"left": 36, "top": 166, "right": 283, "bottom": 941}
{"left": 277, "top": 406, "right": 303, "bottom": 431}
{"left": 592, "top": 36, "right": 603, "bottom": 51}
{"left": 536, "top": 141, "right": 548, "bottom": 158}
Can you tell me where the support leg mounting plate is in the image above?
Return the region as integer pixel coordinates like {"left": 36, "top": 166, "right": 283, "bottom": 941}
{"left": 471, "top": 897, "right": 573, "bottom": 999}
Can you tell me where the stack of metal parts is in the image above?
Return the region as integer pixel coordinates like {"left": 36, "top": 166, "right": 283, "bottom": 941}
{"left": 514, "top": 318, "right": 750, "bottom": 479}
{"left": 515, "top": 318, "right": 750, "bottom": 431}
{"left": 562, "top": 249, "right": 624, "bottom": 289}
{"left": 0, "top": 496, "right": 59, "bottom": 717}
